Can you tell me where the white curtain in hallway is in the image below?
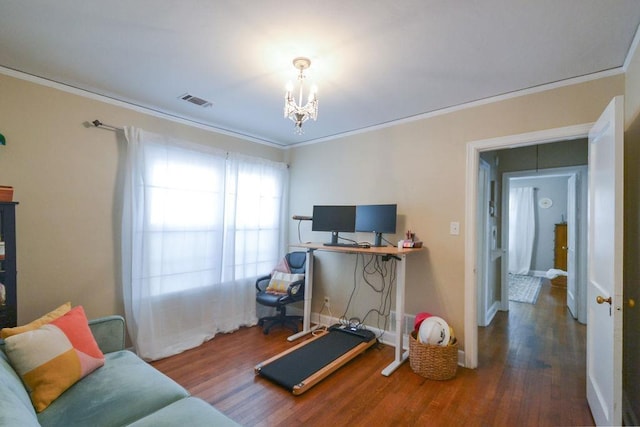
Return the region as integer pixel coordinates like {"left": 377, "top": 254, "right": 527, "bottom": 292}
{"left": 121, "top": 127, "right": 288, "bottom": 361}
{"left": 508, "top": 186, "right": 535, "bottom": 274}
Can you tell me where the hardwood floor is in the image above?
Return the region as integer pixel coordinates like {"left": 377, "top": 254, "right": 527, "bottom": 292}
{"left": 152, "top": 282, "right": 593, "bottom": 426}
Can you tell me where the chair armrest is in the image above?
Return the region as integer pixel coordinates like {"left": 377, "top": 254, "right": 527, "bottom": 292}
{"left": 256, "top": 275, "right": 272, "bottom": 292}
{"left": 89, "top": 315, "right": 125, "bottom": 354}
{"left": 287, "top": 279, "right": 305, "bottom": 298}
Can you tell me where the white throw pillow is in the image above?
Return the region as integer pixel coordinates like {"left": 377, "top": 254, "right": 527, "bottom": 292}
{"left": 266, "top": 271, "right": 304, "bottom": 294}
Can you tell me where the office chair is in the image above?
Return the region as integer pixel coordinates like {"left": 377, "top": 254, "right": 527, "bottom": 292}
{"left": 256, "top": 251, "right": 306, "bottom": 334}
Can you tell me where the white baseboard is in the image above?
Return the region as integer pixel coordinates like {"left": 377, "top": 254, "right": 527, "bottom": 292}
{"left": 486, "top": 301, "right": 500, "bottom": 325}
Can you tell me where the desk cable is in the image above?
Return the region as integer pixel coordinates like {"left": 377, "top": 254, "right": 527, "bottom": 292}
{"left": 340, "top": 253, "right": 397, "bottom": 339}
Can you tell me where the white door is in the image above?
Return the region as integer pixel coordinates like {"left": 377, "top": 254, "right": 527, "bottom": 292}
{"left": 586, "top": 96, "right": 624, "bottom": 426}
{"left": 566, "top": 174, "right": 577, "bottom": 318}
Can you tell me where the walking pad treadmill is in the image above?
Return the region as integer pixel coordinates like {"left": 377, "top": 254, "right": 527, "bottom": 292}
{"left": 254, "top": 324, "right": 377, "bottom": 395}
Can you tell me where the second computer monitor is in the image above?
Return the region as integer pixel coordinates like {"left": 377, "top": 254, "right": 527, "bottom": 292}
{"left": 355, "top": 204, "right": 397, "bottom": 246}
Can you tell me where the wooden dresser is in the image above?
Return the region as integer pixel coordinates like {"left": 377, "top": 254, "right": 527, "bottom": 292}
{"left": 551, "top": 223, "right": 567, "bottom": 287}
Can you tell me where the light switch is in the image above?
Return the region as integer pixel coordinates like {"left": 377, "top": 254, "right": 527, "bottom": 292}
{"left": 450, "top": 221, "right": 460, "bottom": 235}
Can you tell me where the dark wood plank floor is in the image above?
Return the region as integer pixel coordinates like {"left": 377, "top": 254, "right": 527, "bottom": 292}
{"left": 152, "top": 282, "right": 593, "bottom": 426}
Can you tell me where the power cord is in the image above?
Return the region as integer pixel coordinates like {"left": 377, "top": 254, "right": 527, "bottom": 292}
{"left": 312, "top": 300, "right": 335, "bottom": 336}
{"left": 340, "top": 253, "right": 397, "bottom": 339}
{"left": 381, "top": 235, "right": 395, "bottom": 246}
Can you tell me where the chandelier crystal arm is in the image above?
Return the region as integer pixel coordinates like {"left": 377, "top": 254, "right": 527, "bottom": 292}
{"left": 283, "top": 57, "right": 318, "bottom": 135}
{"left": 297, "top": 69, "right": 304, "bottom": 107}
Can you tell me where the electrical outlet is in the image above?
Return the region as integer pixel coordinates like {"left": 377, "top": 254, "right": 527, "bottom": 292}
{"left": 324, "top": 296, "right": 330, "bottom": 307}
{"left": 450, "top": 221, "right": 460, "bottom": 235}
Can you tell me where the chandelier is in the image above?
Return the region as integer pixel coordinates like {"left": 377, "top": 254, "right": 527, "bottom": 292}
{"left": 284, "top": 57, "right": 318, "bottom": 134}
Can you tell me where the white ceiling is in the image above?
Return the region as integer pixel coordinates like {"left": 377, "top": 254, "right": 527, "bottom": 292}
{"left": 1, "top": 1, "right": 639, "bottom": 147}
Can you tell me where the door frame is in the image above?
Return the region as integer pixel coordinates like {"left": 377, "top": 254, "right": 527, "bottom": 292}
{"left": 464, "top": 123, "right": 592, "bottom": 368}
{"left": 477, "top": 158, "right": 492, "bottom": 327}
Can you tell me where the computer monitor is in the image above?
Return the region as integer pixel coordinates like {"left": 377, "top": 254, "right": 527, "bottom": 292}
{"left": 312, "top": 205, "right": 356, "bottom": 245}
{"left": 355, "top": 204, "right": 397, "bottom": 246}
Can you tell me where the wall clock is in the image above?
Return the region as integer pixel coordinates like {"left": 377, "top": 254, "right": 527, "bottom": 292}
{"left": 539, "top": 197, "right": 553, "bottom": 209}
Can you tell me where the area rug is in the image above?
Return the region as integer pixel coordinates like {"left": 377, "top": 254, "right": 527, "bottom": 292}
{"left": 508, "top": 273, "right": 543, "bottom": 304}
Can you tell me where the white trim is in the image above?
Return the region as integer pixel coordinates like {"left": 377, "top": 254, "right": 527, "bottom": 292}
{"left": 477, "top": 158, "right": 491, "bottom": 327}
{"left": 287, "top": 69, "right": 621, "bottom": 148}
{"left": 0, "top": 65, "right": 287, "bottom": 149}
{"left": 0, "top": 64, "right": 621, "bottom": 150}
{"left": 500, "top": 173, "right": 511, "bottom": 312}
{"left": 486, "top": 301, "right": 500, "bottom": 326}
{"left": 464, "top": 124, "right": 591, "bottom": 369}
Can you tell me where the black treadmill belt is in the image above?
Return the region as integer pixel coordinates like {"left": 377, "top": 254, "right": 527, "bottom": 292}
{"left": 258, "top": 330, "right": 367, "bottom": 390}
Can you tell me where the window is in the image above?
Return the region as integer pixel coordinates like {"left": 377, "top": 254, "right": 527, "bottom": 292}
{"left": 140, "top": 145, "right": 287, "bottom": 296}
{"left": 122, "top": 127, "right": 288, "bottom": 360}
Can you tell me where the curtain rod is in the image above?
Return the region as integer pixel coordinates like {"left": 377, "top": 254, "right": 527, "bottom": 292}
{"left": 89, "top": 119, "right": 123, "bottom": 132}
{"left": 87, "top": 119, "right": 289, "bottom": 168}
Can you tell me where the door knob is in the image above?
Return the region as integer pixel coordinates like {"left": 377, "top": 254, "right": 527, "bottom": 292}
{"left": 596, "top": 295, "right": 612, "bottom": 305}
{"left": 627, "top": 298, "right": 636, "bottom": 308}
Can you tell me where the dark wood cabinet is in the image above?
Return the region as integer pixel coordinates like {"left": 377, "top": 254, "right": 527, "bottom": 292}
{"left": 551, "top": 223, "right": 567, "bottom": 287}
{"left": 0, "top": 202, "right": 18, "bottom": 328}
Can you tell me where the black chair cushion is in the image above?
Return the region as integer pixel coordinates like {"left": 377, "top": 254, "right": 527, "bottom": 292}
{"left": 257, "top": 292, "right": 289, "bottom": 307}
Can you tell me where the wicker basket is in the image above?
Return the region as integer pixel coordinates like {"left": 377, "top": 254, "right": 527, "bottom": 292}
{"left": 409, "top": 331, "right": 458, "bottom": 380}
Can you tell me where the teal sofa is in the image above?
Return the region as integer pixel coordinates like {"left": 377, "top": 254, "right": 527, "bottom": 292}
{"left": 0, "top": 315, "right": 239, "bottom": 426}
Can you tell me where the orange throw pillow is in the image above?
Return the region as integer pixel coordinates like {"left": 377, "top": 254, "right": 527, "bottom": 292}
{"left": 4, "top": 306, "right": 105, "bottom": 412}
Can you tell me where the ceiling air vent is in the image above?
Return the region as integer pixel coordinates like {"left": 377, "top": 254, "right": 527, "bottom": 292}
{"left": 179, "top": 93, "right": 213, "bottom": 108}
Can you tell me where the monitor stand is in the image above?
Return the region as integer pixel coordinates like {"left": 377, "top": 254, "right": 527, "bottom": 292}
{"left": 330, "top": 231, "right": 340, "bottom": 245}
{"left": 323, "top": 232, "right": 358, "bottom": 247}
{"left": 324, "top": 232, "right": 343, "bottom": 247}
{"left": 373, "top": 232, "right": 387, "bottom": 247}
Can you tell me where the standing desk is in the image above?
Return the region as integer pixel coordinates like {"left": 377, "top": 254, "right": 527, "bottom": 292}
{"left": 290, "top": 243, "right": 423, "bottom": 376}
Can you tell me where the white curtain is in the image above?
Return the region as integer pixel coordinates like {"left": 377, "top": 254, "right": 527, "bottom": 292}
{"left": 508, "top": 186, "right": 535, "bottom": 274}
{"left": 122, "top": 127, "right": 288, "bottom": 360}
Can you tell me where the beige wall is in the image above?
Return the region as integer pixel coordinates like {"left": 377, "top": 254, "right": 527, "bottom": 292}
{"left": 0, "top": 59, "right": 632, "bottom": 366}
{"left": 289, "top": 74, "right": 625, "bottom": 349}
{"left": 0, "top": 73, "right": 285, "bottom": 323}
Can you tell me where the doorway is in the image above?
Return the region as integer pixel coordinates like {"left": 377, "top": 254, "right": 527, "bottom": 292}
{"left": 463, "top": 123, "right": 592, "bottom": 369}
{"left": 499, "top": 166, "right": 588, "bottom": 323}
{"left": 475, "top": 140, "right": 589, "bottom": 330}
{"left": 465, "top": 98, "right": 626, "bottom": 424}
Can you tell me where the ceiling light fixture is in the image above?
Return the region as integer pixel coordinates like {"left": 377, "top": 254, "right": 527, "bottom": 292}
{"left": 284, "top": 57, "right": 318, "bottom": 134}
